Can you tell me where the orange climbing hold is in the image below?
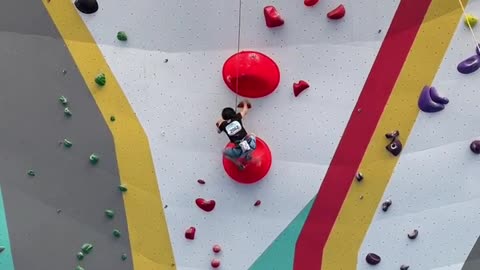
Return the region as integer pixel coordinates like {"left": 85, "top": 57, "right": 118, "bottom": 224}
{"left": 263, "top": 6, "right": 285, "bottom": 28}
{"left": 222, "top": 137, "right": 272, "bottom": 184}
{"left": 327, "top": 4, "right": 346, "bottom": 20}
{"left": 222, "top": 51, "right": 280, "bottom": 98}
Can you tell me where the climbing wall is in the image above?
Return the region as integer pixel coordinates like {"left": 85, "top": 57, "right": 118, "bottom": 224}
{"left": 2, "top": 0, "right": 480, "bottom": 269}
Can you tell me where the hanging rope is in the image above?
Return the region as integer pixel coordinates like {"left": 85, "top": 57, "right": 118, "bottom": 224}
{"left": 234, "top": 0, "right": 242, "bottom": 111}
{"left": 457, "top": 0, "right": 480, "bottom": 53}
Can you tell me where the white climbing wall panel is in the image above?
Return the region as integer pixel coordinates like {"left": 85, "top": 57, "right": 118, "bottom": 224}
{"left": 358, "top": 2, "right": 480, "bottom": 270}
{"left": 78, "top": 0, "right": 400, "bottom": 268}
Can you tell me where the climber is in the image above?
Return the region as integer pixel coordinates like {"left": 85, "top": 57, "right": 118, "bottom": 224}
{"left": 216, "top": 100, "right": 257, "bottom": 170}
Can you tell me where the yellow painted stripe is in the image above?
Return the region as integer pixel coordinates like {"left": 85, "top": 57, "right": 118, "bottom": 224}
{"left": 322, "top": 0, "right": 466, "bottom": 268}
{"left": 43, "top": 1, "right": 176, "bottom": 269}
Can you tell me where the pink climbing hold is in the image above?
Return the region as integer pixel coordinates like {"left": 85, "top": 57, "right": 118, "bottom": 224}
{"left": 195, "top": 198, "right": 216, "bottom": 212}
{"left": 293, "top": 80, "right": 310, "bottom": 97}
{"left": 185, "top": 227, "right": 196, "bottom": 240}
{"left": 211, "top": 259, "right": 221, "bottom": 268}
{"left": 327, "top": 4, "right": 346, "bottom": 20}
{"left": 264, "top": 6, "right": 284, "bottom": 28}
{"left": 212, "top": 244, "right": 222, "bottom": 253}
{"left": 222, "top": 51, "right": 280, "bottom": 98}
{"left": 304, "top": 0, "right": 319, "bottom": 7}
{"left": 254, "top": 200, "right": 262, "bottom": 206}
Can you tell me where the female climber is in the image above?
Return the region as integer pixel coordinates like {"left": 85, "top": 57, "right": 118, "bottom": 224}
{"left": 216, "top": 100, "right": 257, "bottom": 170}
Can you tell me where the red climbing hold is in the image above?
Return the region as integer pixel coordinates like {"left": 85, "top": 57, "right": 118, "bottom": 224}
{"left": 304, "top": 0, "right": 319, "bottom": 7}
{"left": 293, "top": 80, "right": 310, "bottom": 97}
{"left": 195, "top": 198, "right": 216, "bottom": 212}
{"left": 212, "top": 244, "right": 222, "bottom": 253}
{"left": 264, "top": 6, "right": 284, "bottom": 28}
{"left": 222, "top": 51, "right": 280, "bottom": 98}
{"left": 197, "top": 179, "right": 206, "bottom": 184}
{"left": 254, "top": 200, "right": 262, "bottom": 206}
{"left": 211, "top": 259, "right": 221, "bottom": 268}
{"left": 185, "top": 227, "right": 196, "bottom": 240}
{"left": 327, "top": 4, "right": 346, "bottom": 20}
{"left": 222, "top": 137, "right": 272, "bottom": 184}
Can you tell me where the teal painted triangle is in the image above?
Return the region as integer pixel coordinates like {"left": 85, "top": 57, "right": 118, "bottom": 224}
{"left": 249, "top": 196, "right": 315, "bottom": 270}
{"left": 0, "top": 186, "right": 14, "bottom": 269}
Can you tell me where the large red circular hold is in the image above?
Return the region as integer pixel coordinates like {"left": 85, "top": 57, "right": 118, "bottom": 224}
{"left": 222, "top": 51, "right": 280, "bottom": 98}
{"left": 222, "top": 137, "right": 272, "bottom": 184}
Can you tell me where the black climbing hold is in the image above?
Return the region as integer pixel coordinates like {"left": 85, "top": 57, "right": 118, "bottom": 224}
{"left": 74, "top": 0, "right": 98, "bottom": 14}
{"left": 62, "top": 69, "right": 67, "bottom": 75}
{"left": 118, "top": 185, "right": 127, "bottom": 192}
{"left": 27, "top": 170, "right": 35, "bottom": 176}
{"left": 113, "top": 229, "right": 121, "bottom": 238}
{"left": 121, "top": 253, "right": 128, "bottom": 261}
{"left": 56, "top": 209, "right": 62, "bottom": 214}
{"left": 81, "top": 243, "right": 93, "bottom": 254}
{"left": 470, "top": 140, "right": 480, "bottom": 154}
{"left": 366, "top": 253, "right": 381, "bottom": 265}
{"left": 89, "top": 154, "right": 99, "bottom": 164}
{"left": 355, "top": 172, "right": 363, "bottom": 182}
{"left": 110, "top": 116, "right": 116, "bottom": 122}
{"left": 117, "top": 31, "right": 128, "bottom": 41}
{"left": 378, "top": 29, "right": 382, "bottom": 33}
{"left": 385, "top": 130, "right": 399, "bottom": 139}
{"left": 105, "top": 209, "right": 115, "bottom": 219}
{"left": 76, "top": 252, "right": 85, "bottom": 260}
{"left": 164, "top": 59, "right": 168, "bottom": 63}
{"left": 0, "top": 246, "right": 5, "bottom": 253}
{"left": 400, "top": 264, "right": 410, "bottom": 270}
{"left": 63, "top": 139, "right": 73, "bottom": 148}
{"left": 381, "top": 199, "right": 392, "bottom": 212}
{"left": 408, "top": 229, "right": 418, "bottom": 239}
{"left": 164, "top": 204, "right": 168, "bottom": 209}
{"left": 95, "top": 73, "right": 106, "bottom": 86}
{"left": 386, "top": 138, "right": 403, "bottom": 156}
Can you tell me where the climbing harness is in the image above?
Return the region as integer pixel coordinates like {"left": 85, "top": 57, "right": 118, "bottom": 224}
{"left": 457, "top": 0, "right": 480, "bottom": 53}
{"left": 234, "top": 0, "right": 243, "bottom": 110}
{"left": 238, "top": 139, "right": 252, "bottom": 152}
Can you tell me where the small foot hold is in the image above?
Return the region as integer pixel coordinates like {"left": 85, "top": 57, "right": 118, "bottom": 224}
{"left": 185, "top": 226, "right": 196, "bottom": 240}
{"left": 76, "top": 252, "right": 84, "bottom": 260}
{"left": 63, "top": 139, "right": 73, "bottom": 148}
{"left": 381, "top": 199, "right": 392, "bottom": 212}
{"left": 110, "top": 115, "right": 116, "bottom": 122}
{"left": 59, "top": 95, "right": 68, "bottom": 105}
{"left": 81, "top": 243, "right": 93, "bottom": 254}
{"left": 89, "top": 154, "right": 99, "bottom": 164}
{"left": 117, "top": 31, "right": 128, "bottom": 41}
{"left": 327, "top": 4, "right": 346, "bottom": 20}
{"left": 264, "top": 6, "right": 284, "bottom": 28}
{"left": 118, "top": 184, "right": 128, "bottom": 192}
{"left": 212, "top": 244, "right": 222, "bottom": 253}
{"left": 293, "top": 80, "right": 310, "bottom": 97}
{"left": 197, "top": 179, "right": 206, "bottom": 184}
{"left": 366, "top": 253, "right": 381, "bottom": 265}
{"left": 64, "top": 107, "right": 72, "bottom": 117}
{"left": 0, "top": 246, "right": 5, "bottom": 253}
{"left": 211, "top": 259, "right": 221, "bottom": 268}
{"left": 408, "top": 229, "right": 418, "bottom": 239}
{"left": 105, "top": 209, "right": 115, "bottom": 219}
{"left": 254, "top": 200, "right": 261, "bottom": 206}
{"left": 470, "top": 140, "right": 480, "bottom": 154}
{"left": 195, "top": 198, "right": 216, "bottom": 212}
{"left": 465, "top": 14, "right": 478, "bottom": 28}
{"left": 95, "top": 73, "right": 106, "bottom": 86}
{"left": 386, "top": 138, "right": 402, "bottom": 156}
{"left": 355, "top": 172, "right": 363, "bottom": 182}
{"left": 27, "top": 170, "right": 35, "bottom": 176}
{"left": 400, "top": 265, "right": 410, "bottom": 270}
{"left": 121, "top": 253, "right": 128, "bottom": 261}
{"left": 385, "top": 130, "right": 399, "bottom": 139}
{"left": 113, "top": 229, "right": 121, "bottom": 238}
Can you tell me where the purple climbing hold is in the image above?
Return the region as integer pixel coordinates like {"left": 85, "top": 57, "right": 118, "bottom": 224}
{"left": 470, "top": 140, "right": 480, "bottom": 154}
{"left": 366, "top": 253, "right": 381, "bottom": 265}
{"left": 457, "top": 54, "right": 480, "bottom": 74}
{"left": 418, "top": 85, "right": 448, "bottom": 113}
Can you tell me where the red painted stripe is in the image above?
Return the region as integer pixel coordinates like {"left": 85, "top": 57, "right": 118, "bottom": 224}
{"left": 292, "top": 0, "right": 432, "bottom": 269}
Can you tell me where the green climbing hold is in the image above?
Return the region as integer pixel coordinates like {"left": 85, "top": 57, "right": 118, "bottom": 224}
{"left": 113, "top": 229, "right": 121, "bottom": 238}
{"left": 110, "top": 115, "right": 116, "bottom": 122}
{"left": 117, "top": 31, "right": 128, "bottom": 41}
{"left": 59, "top": 96, "right": 68, "bottom": 105}
{"left": 118, "top": 185, "right": 128, "bottom": 192}
{"left": 121, "top": 253, "right": 127, "bottom": 261}
{"left": 76, "top": 252, "right": 84, "bottom": 260}
{"left": 81, "top": 243, "right": 93, "bottom": 254}
{"left": 105, "top": 209, "right": 115, "bottom": 219}
{"left": 0, "top": 246, "right": 5, "bottom": 253}
{"left": 89, "top": 154, "right": 99, "bottom": 164}
{"left": 75, "top": 266, "right": 85, "bottom": 270}
{"left": 64, "top": 107, "right": 72, "bottom": 117}
{"left": 95, "top": 73, "right": 106, "bottom": 86}
{"left": 27, "top": 170, "right": 35, "bottom": 176}
{"left": 63, "top": 139, "right": 73, "bottom": 148}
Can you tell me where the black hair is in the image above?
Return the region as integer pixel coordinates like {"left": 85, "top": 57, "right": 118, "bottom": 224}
{"left": 221, "top": 107, "right": 236, "bottom": 120}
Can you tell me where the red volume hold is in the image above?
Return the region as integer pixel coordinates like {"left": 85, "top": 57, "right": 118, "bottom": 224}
{"left": 304, "top": 0, "right": 319, "bottom": 6}
{"left": 264, "top": 6, "right": 284, "bottom": 28}
{"left": 327, "top": 4, "right": 346, "bottom": 20}
{"left": 293, "top": 80, "right": 310, "bottom": 97}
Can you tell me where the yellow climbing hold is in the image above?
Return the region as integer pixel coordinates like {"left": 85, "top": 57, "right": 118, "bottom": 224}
{"left": 465, "top": 14, "right": 478, "bottom": 28}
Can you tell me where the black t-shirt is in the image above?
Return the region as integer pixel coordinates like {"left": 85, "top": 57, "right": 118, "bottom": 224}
{"left": 218, "top": 113, "right": 248, "bottom": 143}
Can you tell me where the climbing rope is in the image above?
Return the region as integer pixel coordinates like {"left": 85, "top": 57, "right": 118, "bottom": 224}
{"left": 234, "top": 0, "right": 243, "bottom": 110}
{"left": 457, "top": 0, "right": 480, "bottom": 53}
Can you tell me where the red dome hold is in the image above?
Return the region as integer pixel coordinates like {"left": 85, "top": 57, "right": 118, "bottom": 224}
{"left": 222, "top": 137, "right": 272, "bottom": 184}
{"left": 222, "top": 51, "right": 280, "bottom": 98}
